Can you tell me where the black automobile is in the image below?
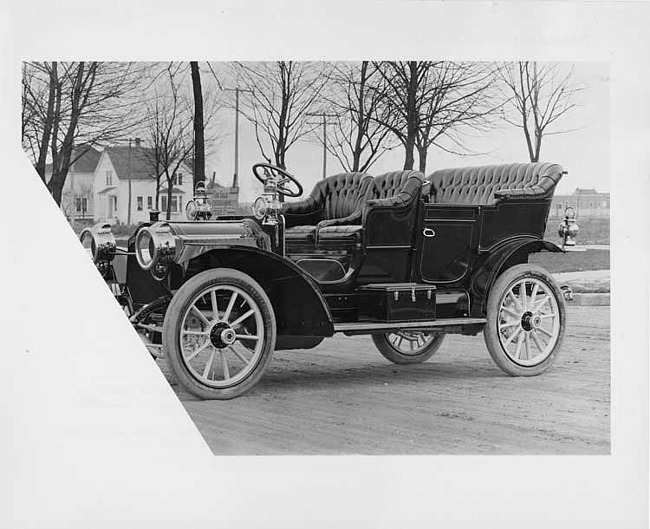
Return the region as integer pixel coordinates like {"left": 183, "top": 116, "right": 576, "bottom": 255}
{"left": 81, "top": 162, "right": 576, "bottom": 400}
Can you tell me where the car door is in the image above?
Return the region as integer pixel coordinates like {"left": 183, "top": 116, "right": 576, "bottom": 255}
{"left": 418, "top": 205, "right": 477, "bottom": 283}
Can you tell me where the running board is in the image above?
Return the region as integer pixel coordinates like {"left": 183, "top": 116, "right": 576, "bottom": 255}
{"left": 334, "top": 318, "right": 487, "bottom": 335}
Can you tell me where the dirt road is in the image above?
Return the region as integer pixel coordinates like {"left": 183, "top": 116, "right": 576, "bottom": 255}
{"left": 163, "top": 306, "right": 610, "bottom": 455}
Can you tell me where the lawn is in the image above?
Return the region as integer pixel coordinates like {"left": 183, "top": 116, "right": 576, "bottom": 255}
{"left": 530, "top": 249, "right": 609, "bottom": 273}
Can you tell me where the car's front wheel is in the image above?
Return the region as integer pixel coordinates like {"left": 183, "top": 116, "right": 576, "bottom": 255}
{"left": 163, "top": 268, "right": 276, "bottom": 400}
{"left": 483, "top": 264, "right": 566, "bottom": 376}
{"left": 372, "top": 331, "right": 445, "bottom": 364}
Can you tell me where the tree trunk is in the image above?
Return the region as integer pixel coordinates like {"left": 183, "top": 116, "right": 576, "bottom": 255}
{"left": 190, "top": 61, "right": 205, "bottom": 187}
{"left": 36, "top": 62, "right": 57, "bottom": 183}
{"left": 403, "top": 61, "right": 418, "bottom": 171}
{"left": 166, "top": 180, "right": 173, "bottom": 220}
{"left": 417, "top": 145, "right": 428, "bottom": 174}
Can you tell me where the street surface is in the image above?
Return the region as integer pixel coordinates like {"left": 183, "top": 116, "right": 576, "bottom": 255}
{"left": 161, "top": 306, "right": 610, "bottom": 455}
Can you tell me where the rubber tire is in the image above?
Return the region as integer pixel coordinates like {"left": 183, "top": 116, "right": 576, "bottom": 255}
{"left": 163, "top": 268, "right": 276, "bottom": 400}
{"left": 483, "top": 263, "right": 566, "bottom": 377}
{"left": 372, "top": 332, "right": 446, "bottom": 364}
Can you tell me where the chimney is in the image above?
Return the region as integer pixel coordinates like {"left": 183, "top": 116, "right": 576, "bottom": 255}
{"left": 134, "top": 137, "right": 141, "bottom": 147}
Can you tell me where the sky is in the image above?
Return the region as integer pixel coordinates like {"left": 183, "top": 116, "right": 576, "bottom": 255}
{"left": 204, "top": 62, "right": 609, "bottom": 204}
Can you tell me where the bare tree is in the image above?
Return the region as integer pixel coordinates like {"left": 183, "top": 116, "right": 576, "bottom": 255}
{"left": 498, "top": 61, "right": 583, "bottom": 162}
{"left": 319, "top": 61, "right": 396, "bottom": 172}
{"left": 372, "top": 61, "right": 498, "bottom": 174}
{"left": 22, "top": 61, "right": 146, "bottom": 205}
{"left": 233, "top": 61, "right": 329, "bottom": 169}
{"left": 143, "top": 63, "right": 223, "bottom": 219}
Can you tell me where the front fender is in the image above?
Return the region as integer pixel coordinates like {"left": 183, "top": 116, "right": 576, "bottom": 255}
{"left": 469, "top": 236, "right": 563, "bottom": 316}
{"left": 186, "top": 245, "right": 334, "bottom": 337}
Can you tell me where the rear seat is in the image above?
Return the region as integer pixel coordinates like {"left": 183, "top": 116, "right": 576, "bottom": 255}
{"left": 428, "top": 162, "right": 565, "bottom": 205}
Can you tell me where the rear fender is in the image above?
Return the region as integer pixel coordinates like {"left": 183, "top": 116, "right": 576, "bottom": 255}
{"left": 186, "top": 246, "right": 334, "bottom": 337}
{"left": 469, "top": 237, "right": 563, "bottom": 316}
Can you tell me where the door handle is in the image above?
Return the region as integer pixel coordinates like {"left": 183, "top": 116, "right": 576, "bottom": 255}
{"left": 423, "top": 228, "right": 436, "bottom": 238}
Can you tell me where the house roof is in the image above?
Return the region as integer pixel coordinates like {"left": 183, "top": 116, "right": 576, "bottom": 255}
{"left": 44, "top": 145, "right": 102, "bottom": 174}
{"left": 72, "top": 146, "right": 102, "bottom": 173}
{"left": 159, "top": 186, "right": 186, "bottom": 194}
{"left": 104, "top": 146, "right": 157, "bottom": 180}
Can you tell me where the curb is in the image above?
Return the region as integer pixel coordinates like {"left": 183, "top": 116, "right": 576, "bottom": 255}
{"left": 568, "top": 293, "right": 610, "bottom": 306}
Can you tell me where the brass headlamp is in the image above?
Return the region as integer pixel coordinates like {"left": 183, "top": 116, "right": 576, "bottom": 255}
{"left": 79, "top": 223, "right": 116, "bottom": 264}
{"left": 135, "top": 222, "right": 177, "bottom": 274}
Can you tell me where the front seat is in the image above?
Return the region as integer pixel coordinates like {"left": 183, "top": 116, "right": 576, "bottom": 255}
{"left": 283, "top": 172, "right": 372, "bottom": 250}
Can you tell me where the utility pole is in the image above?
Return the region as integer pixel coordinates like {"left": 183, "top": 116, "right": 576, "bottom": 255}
{"left": 127, "top": 138, "right": 132, "bottom": 225}
{"left": 224, "top": 87, "right": 253, "bottom": 189}
{"left": 307, "top": 112, "right": 338, "bottom": 179}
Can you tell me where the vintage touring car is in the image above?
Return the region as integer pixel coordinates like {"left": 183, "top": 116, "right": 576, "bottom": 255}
{"left": 81, "top": 162, "right": 578, "bottom": 400}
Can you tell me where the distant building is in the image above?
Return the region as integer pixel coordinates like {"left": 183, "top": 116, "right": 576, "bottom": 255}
{"left": 550, "top": 187, "right": 610, "bottom": 218}
{"left": 46, "top": 146, "right": 102, "bottom": 224}
{"left": 93, "top": 142, "right": 193, "bottom": 224}
{"left": 206, "top": 175, "right": 239, "bottom": 216}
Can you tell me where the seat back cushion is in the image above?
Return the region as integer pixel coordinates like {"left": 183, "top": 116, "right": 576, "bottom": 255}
{"left": 365, "top": 170, "right": 423, "bottom": 203}
{"left": 307, "top": 172, "right": 372, "bottom": 220}
{"left": 428, "top": 162, "right": 565, "bottom": 205}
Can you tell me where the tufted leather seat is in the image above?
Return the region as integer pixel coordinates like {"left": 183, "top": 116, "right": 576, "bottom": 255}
{"left": 428, "top": 162, "right": 565, "bottom": 206}
{"left": 283, "top": 172, "right": 372, "bottom": 247}
{"left": 362, "top": 170, "right": 424, "bottom": 217}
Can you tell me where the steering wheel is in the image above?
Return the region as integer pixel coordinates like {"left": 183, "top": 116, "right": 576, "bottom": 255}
{"left": 252, "top": 163, "right": 303, "bottom": 198}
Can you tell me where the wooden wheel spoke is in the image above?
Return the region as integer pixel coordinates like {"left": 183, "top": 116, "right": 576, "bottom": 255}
{"left": 533, "top": 295, "right": 550, "bottom": 312}
{"left": 514, "top": 332, "right": 525, "bottom": 359}
{"left": 223, "top": 292, "right": 238, "bottom": 322}
{"left": 520, "top": 281, "right": 528, "bottom": 311}
{"left": 190, "top": 304, "right": 210, "bottom": 326}
{"left": 183, "top": 329, "right": 208, "bottom": 336}
{"left": 210, "top": 290, "right": 219, "bottom": 321}
{"left": 531, "top": 331, "right": 546, "bottom": 354}
{"left": 230, "top": 309, "right": 255, "bottom": 328}
{"left": 220, "top": 349, "right": 230, "bottom": 380}
{"left": 503, "top": 326, "right": 522, "bottom": 347}
{"left": 185, "top": 340, "right": 211, "bottom": 362}
{"left": 538, "top": 326, "right": 554, "bottom": 338}
{"left": 229, "top": 345, "right": 252, "bottom": 366}
{"left": 202, "top": 349, "right": 216, "bottom": 379}
{"left": 501, "top": 308, "right": 520, "bottom": 320}
{"left": 235, "top": 333, "right": 261, "bottom": 341}
{"left": 500, "top": 319, "right": 520, "bottom": 330}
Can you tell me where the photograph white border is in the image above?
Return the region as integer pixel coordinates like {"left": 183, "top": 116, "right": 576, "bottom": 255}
{"left": 0, "top": 2, "right": 647, "bottom": 527}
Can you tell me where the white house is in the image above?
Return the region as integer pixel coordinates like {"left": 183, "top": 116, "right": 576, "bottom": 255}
{"left": 93, "top": 141, "right": 194, "bottom": 224}
{"left": 47, "top": 146, "right": 102, "bottom": 223}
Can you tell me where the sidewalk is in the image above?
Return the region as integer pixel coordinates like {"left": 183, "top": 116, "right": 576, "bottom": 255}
{"left": 553, "top": 269, "right": 610, "bottom": 306}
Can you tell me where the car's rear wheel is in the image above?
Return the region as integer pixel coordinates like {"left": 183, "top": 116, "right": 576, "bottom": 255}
{"left": 372, "top": 331, "right": 445, "bottom": 364}
{"left": 163, "top": 268, "right": 276, "bottom": 400}
{"left": 484, "top": 264, "right": 566, "bottom": 376}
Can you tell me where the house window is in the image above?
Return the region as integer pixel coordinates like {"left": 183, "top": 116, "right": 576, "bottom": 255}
{"left": 147, "top": 196, "right": 153, "bottom": 210}
{"left": 137, "top": 196, "right": 143, "bottom": 211}
{"left": 75, "top": 197, "right": 88, "bottom": 213}
{"left": 171, "top": 196, "right": 179, "bottom": 213}
{"left": 106, "top": 170, "right": 113, "bottom": 186}
{"left": 172, "top": 173, "right": 183, "bottom": 186}
{"left": 161, "top": 195, "right": 167, "bottom": 212}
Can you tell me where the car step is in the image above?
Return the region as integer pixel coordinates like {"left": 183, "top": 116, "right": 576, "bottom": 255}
{"left": 334, "top": 317, "right": 487, "bottom": 335}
